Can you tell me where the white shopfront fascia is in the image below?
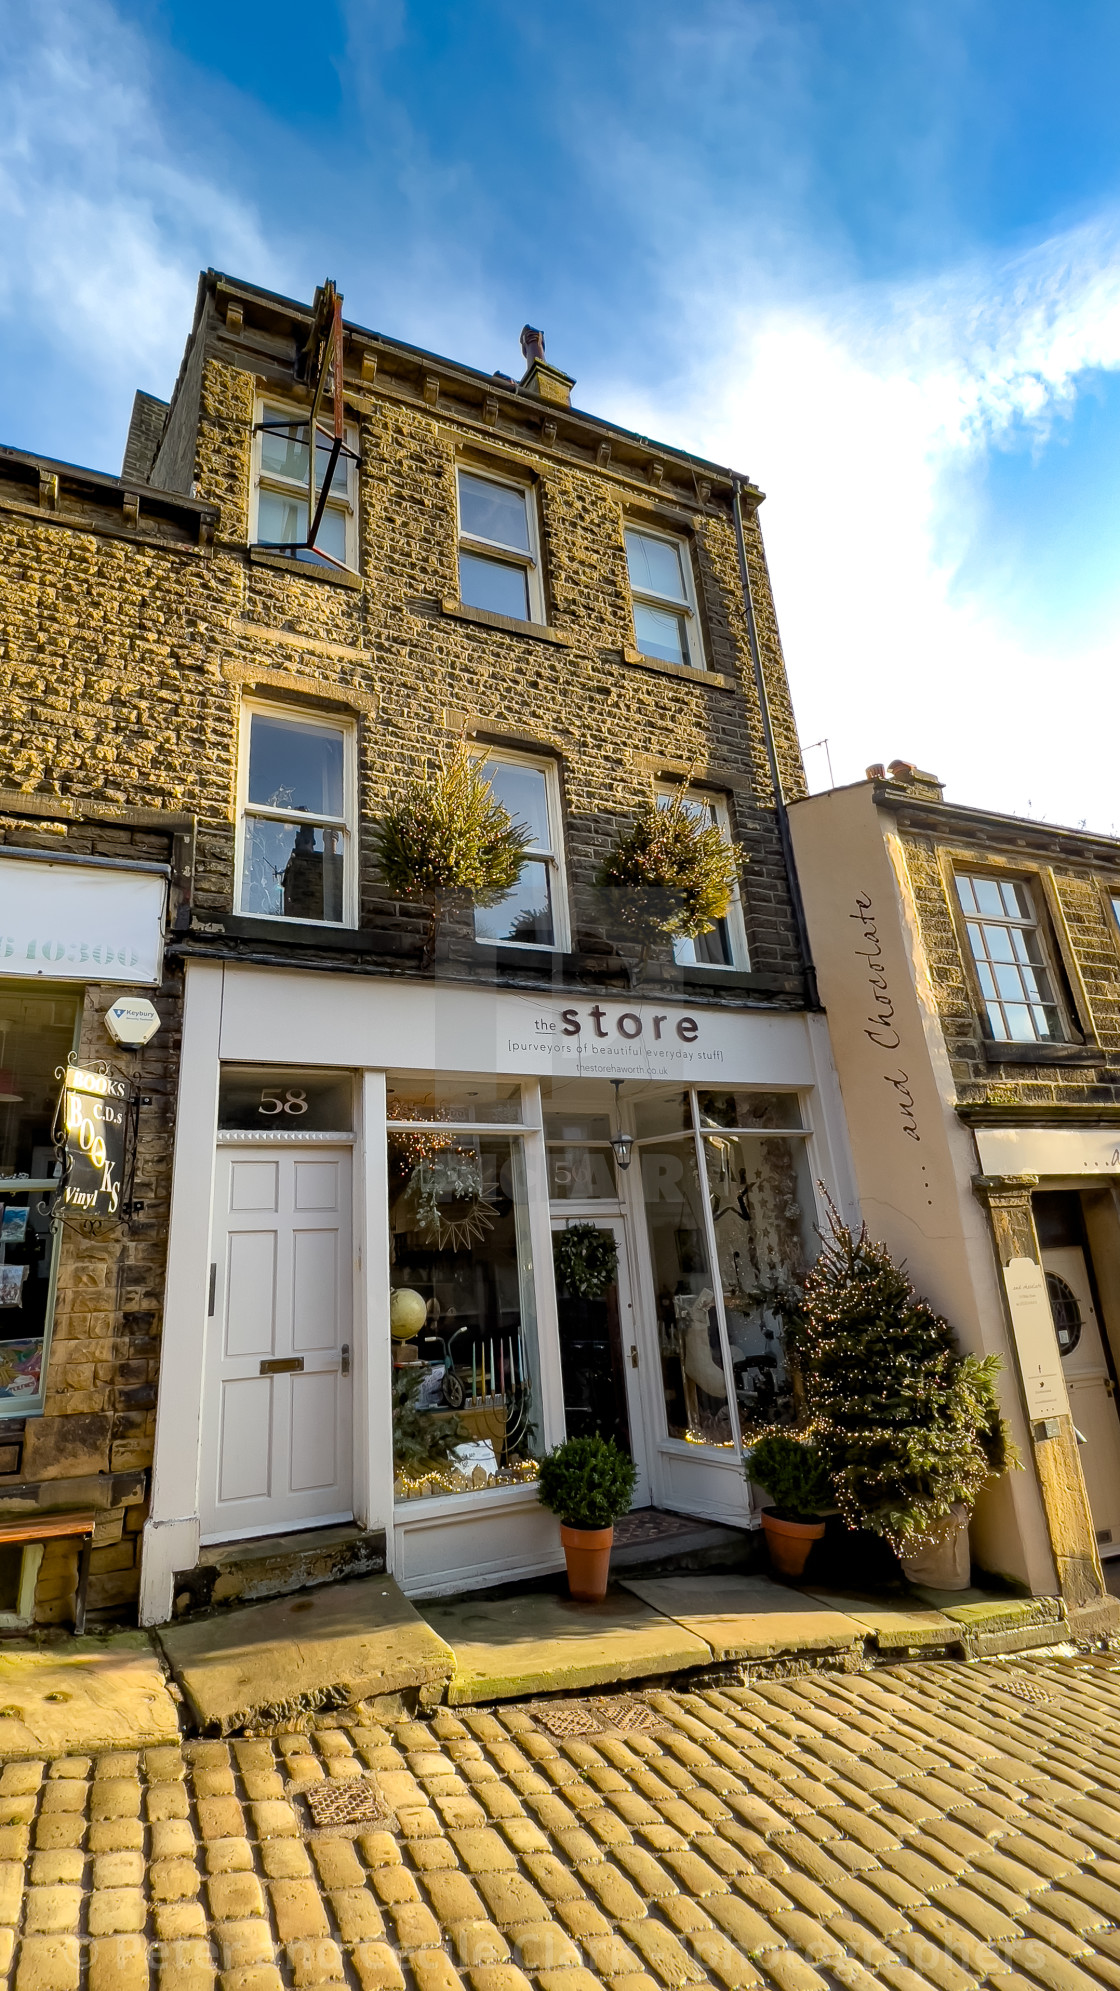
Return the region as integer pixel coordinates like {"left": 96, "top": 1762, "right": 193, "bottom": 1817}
{"left": 975, "top": 1125, "right": 1120, "bottom": 1180}
{"left": 0, "top": 854, "right": 167, "bottom": 984}
{"left": 140, "top": 959, "right": 855, "bottom": 1623}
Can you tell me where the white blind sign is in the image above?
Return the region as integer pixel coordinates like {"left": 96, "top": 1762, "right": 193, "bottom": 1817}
{"left": 1003, "top": 1256, "right": 1068, "bottom": 1422}
{"left": 0, "top": 861, "right": 166, "bottom": 984}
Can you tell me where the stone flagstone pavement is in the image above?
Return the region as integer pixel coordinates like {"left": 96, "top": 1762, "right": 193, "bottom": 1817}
{"left": 6, "top": 1656, "right": 1120, "bottom": 1991}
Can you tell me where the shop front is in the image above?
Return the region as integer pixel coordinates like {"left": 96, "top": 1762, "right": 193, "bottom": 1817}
{"left": 0, "top": 851, "right": 168, "bottom": 1431}
{"left": 141, "top": 959, "right": 852, "bottom": 1621}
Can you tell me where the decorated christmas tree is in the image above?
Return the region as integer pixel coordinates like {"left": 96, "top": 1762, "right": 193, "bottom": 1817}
{"left": 798, "top": 1214, "right": 1017, "bottom": 1553}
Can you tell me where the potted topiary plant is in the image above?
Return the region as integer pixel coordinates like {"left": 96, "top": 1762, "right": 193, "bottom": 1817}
{"left": 745, "top": 1432, "right": 833, "bottom": 1577}
{"left": 374, "top": 743, "right": 532, "bottom": 968}
{"left": 538, "top": 1433, "right": 637, "bottom": 1599}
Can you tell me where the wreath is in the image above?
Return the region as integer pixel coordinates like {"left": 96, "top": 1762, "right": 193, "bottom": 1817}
{"left": 408, "top": 1149, "right": 497, "bottom": 1251}
{"left": 553, "top": 1224, "right": 618, "bottom": 1300}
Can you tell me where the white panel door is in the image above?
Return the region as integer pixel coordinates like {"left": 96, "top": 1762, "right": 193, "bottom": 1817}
{"left": 201, "top": 1145, "right": 353, "bottom": 1542}
{"left": 1044, "top": 1244, "right": 1120, "bottom": 1556}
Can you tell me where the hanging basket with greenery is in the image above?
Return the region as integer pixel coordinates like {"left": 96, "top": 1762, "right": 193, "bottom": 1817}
{"left": 597, "top": 788, "right": 742, "bottom": 954}
{"left": 374, "top": 743, "right": 532, "bottom": 965}
{"left": 797, "top": 1211, "right": 1019, "bottom": 1554}
{"left": 553, "top": 1224, "right": 619, "bottom": 1299}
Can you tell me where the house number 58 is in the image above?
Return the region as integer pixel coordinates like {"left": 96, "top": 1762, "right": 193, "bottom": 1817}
{"left": 258, "top": 1088, "right": 309, "bottom": 1116}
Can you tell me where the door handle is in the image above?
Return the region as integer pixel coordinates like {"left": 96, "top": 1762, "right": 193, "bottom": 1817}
{"left": 630, "top": 1344, "right": 639, "bottom": 1369}
{"left": 259, "top": 1357, "right": 304, "bottom": 1375}
{"left": 208, "top": 1264, "right": 217, "bottom": 1317}
{"left": 341, "top": 1343, "right": 351, "bottom": 1377}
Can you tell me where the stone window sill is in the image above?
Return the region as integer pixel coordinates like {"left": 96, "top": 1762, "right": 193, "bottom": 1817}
{"left": 439, "top": 599, "right": 572, "bottom": 645}
{"left": 195, "top": 914, "right": 381, "bottom": 952}
{"left": 981, "top": 1038, "right": 1102, "bottom": 1067}
{"left": 248, "top": 547, "right": 363, "bottom": 589}
{"left": 620, "top": 648, "right": 737, "bottom": 690}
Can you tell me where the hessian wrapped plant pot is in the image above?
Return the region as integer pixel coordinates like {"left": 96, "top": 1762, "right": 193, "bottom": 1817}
{"left": 560, "top": 1524, "right": 614, "bottom": 1600}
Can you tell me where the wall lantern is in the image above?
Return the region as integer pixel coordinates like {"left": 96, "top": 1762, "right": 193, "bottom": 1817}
{"left": 610, "top": 1079, "right": 634, "bottom": 1171}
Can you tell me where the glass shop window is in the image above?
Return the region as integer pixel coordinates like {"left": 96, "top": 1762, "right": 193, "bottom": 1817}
{"left": 387, "top": 1094, "right": 541, "bottom": 1503}
{"left": 237, "top": 704, "right": 355, "bottom": 926}
{"left": 639, "top": 1083, "right": 815, "bottom": 1449}
{"left": 386, "top": 1076, "right": 523, "bottom": 1124}
{"left": 218, "top": 1068, "right": 353, "bottom": 1133}
{"left": 544, "top": 1111, "right": 617, "bottom": 1201}
{"left": 0, "top": 986, "right": 80, "bottom": 1417}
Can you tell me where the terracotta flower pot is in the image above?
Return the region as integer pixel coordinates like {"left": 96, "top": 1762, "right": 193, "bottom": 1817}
{"left": 760, "top": 1510, "right": 825, "bottom": 1579}
{"left": 560, "top": 1523, "right": 614, "bottom": 1600}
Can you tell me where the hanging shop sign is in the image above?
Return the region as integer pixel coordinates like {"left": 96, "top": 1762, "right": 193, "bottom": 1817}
{"left": 54, "top": 1063, "right": 136, "bottom": 1226}
{"left": 0, "top": 858, "right": 167, "bottom": 984}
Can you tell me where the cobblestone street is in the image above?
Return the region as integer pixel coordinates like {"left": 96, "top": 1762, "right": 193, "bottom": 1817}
{"left": 5, "top": 1656, "right": 1120, "bottom": 1991}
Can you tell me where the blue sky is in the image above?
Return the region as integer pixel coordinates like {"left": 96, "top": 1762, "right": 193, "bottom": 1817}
{"left": 2, "top": 1, "right": 1119, "bottom": 830}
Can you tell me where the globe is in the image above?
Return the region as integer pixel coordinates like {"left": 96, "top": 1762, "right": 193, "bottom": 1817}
{"left": 389, "top": 1287, "right": 427, "bottom": 1340}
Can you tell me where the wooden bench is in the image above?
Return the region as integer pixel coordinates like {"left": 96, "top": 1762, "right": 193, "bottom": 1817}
{"left": 0, "top": 1513, "right": 97, "bottom": 1633}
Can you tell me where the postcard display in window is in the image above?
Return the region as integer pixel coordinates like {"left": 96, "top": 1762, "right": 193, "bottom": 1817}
{"left": 0, "top": 989, "right": 80, "bottom": 1409}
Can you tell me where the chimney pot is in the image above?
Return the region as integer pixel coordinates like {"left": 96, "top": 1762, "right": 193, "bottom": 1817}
{"left": 520, "top": 325, "right": 546, "bottom": 365}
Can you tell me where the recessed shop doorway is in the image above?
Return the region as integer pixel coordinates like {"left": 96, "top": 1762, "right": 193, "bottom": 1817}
{"left": 1036, "top": 1190, "right": 1120, "bottom": 1557}
{"left": 551, "top": 1214, "right": 650, "bottom": 1508}
{"left": 200, "top": 1143, "right": 354, "bottom": 1543}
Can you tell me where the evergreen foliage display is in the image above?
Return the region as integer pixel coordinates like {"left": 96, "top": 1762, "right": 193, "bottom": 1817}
{"left": 597, "top": 789, "right": 741, "bottom": 953}
{"left": 537, "top": 1433, "right": 637, "bottom": 1531}
{"left": 374, "top": 744, "right": 531, "bottom": 965}
{"left": 553, "top": 1224, "right": 619, "bottom": 1300}
{"left": 391, "top": 1367, "right": 464, "bottom": 1472}
{"left": 798, "top": 1215, "right": 1018, "bottom": 1552}
{"left": 746, "top": 1432, "right": 833, "bottom": 1522}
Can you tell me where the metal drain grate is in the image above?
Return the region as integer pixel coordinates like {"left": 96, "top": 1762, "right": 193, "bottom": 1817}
{"left": 301, "top": 1777, "right": 390, "bottom": 1827}
{"left": 528, "top": 1700, "right": 602, "bottom": 1737}
{"left": 527, "top": 1695, "right": 667, "bottom": 1737}
{"left": 1000, "top": 1677, "right": 1054, "bottom": 1707}
{"left": 589, "top": 1695, "right": 667, "bottom": 1733}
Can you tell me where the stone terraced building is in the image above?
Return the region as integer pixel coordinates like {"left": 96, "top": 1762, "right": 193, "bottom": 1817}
{"left": 0, "top": 271, "right": 857, "bottom": 1630}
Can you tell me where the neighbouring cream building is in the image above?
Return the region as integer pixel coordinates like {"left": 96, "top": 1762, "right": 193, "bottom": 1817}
{"left": 791, "top": 761, "right": 1120, "bottom": 1636}
{"left": 0, "top": 269, "right": 859, "bottom": 1628}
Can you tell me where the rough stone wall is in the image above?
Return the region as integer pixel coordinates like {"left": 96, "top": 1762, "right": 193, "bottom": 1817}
{"left": 1, "top": 339, "right": 807, "bottom": 988}
{"left": 894, "top": 822, "right": 1120, "bottom": 1107}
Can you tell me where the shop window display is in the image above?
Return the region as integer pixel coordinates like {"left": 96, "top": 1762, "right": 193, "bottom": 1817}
{"left": 639, "top": 1088, "right": 814, "bottom": 1450}
{"left": 0, "top": 987, "right": 80, "bottom": 1413}
{"left": 387, "top": 1080, "right": 542, "bottom": 1500}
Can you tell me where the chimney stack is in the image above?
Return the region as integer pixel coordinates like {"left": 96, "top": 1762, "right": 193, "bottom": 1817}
{"left": 518, "top": 324, "right": 575, "bottom": 408}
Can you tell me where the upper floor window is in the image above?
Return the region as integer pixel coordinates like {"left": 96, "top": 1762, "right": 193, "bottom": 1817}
{"left": 237, "top": 703, "right": 356, "bottom": 926}
{"left": 252, "top": 402, "right": 358, "bottom": 570}
{"left": 457, "top": 470, "right": 543, "bottom": 622}
{"left": 656, "top": 786, "right": 748, "bottom": 969}
{"left": 473, "top": 751, "right": 567, "bottom": 950}
{"left": 956, "top": 873, "right": 1063, "bottom": 1042}
{"left": 625, "top": 527, "right": 703, "bottom": 670}
{"left": 1111, "top": 894, "right": 1120, "bottom": 937}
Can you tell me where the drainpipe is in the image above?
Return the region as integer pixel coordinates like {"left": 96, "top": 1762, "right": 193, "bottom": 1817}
{"left": 731, "top": 475, "right": 819, "bottom": 1011}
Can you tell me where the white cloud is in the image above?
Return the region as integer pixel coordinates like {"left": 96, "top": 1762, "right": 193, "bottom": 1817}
{"left": 0, "top": 1, "right": 275, "bottom": 462}
{"left": 608, "top": 212, "right": 1120, "bottom": 833}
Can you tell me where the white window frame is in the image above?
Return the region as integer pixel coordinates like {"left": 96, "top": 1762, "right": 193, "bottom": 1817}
{"left": 955, "top": 870, "right": 1065, "bottom": 1044}
{"left": 655, "top": 783, "right": 749, "bottom": 970}
{"left": 235, "top": 698, "right": 358, "bottom": 929}
{"left": 456, "top": 466, "right": 545, "bottom": 623}
{"left": 625, "top": 523, "right": 705, "bottom": 671}
{"left": 472, "top": 746, "right": 569, "bottom": 952}
{"left": 251, "top": 398, "right": 359, "bottom": 572}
